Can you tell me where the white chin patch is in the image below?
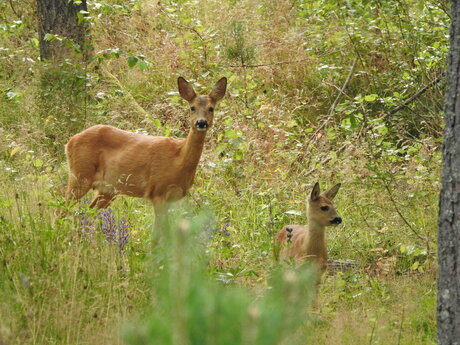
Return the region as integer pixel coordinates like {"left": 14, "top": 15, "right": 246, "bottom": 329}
{"left": 196, "top": 127, "right": 208, "bottom": 131}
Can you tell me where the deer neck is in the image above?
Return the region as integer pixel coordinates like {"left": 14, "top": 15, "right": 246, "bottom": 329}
{"left": 180, "top": 129, "right": 206, "bottom": 171}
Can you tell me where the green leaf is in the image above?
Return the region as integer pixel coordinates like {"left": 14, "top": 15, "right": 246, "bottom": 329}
{"left": 286, "top": 120, "right": 297, "bottom": 128}
{"left": 364, "top": 94, "right": 378, "bottom": 102}
{"left": 400, "top": 244, "right": 407, "bottom": 254}
{"left": 77, "top": 12, "right": 84, "bottom": 24}
{"left": 29, "top": 38, "right": 39, "bottom": 47}
{"left": 225, "top": 129, "right": 240, "bottom": 139}
{"left": 153, "top": 119, "right": 161, "bottom": 128}
{"left": 234, "top": 150, "right": 243, "bottom": 161}
{"left": 44, "top": 33, "right": 54, "bottom": 41}
{"left": 215, "top": 143, "right": 227, "bottom": 154}
{"left": 137, "top": 60, "right": 150, "bottom": 70}
{"left": 377, "top": 125, "right": 388, "bottom": 135}
{"left": 34, "top": 159, "right": 44, "bottom": 168}
{"left": 127, "top": 56, "right": 138, "bottom": 68}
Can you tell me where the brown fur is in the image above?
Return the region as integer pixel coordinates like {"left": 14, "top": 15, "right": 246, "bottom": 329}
{"left": 64, "top": 77, "right": 227, "bottom": 222}
{"left": 275, "top": 182, "right": 342, "bottom": 272}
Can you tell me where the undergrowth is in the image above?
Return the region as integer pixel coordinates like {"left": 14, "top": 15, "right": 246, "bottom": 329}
{"left": 0, "top": 0, "right": 445, "bottom": 344}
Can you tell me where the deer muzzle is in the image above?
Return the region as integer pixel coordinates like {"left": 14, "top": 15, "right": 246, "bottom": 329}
{"left": 331, "top": 216, "right": 342, "bottom": 225}
{"left": 195, "top": 119, "right": 209, "bottom": 131}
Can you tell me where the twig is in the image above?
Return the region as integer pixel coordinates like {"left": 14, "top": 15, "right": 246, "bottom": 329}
{"left": 288, "top": 57, "right": 357, "bottom": 171}
{"left": 226, "top": 58, "right": 310, "bottom": 68}
{"left": 266, "top": 195, "right": 275, "bottom": 235}
{"left": 380, "top": 72, "right": 445, "bottom": 120}
{"left": 368, "top": 316, "right": 377, "bottom": 345}
{"left": 327, "top": 56, "right": 358, "bottom": 116}
{"left": 293, "top": 142, "right": 348, "bottom": 176}
{"left": 158, "top": 7, "right": 208, "bottom": 65}
{"left": 383, "top": 182, "right": 430, "bottom": 247}
{"left": 363, "top": 123, "right": 431, "bottom": 251}
{"left": 397, "top": 307, "right": 405, "bottom": 345}
{"left": 8, "top": 0, "right": 21, "bottom": 19}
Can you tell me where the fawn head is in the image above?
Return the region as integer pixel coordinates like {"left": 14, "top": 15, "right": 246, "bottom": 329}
{"left": 178, "top": 77, "right": 227, "bottom": 132}
{"left": 308, "top": 182, "right": 342, "bottom": 227}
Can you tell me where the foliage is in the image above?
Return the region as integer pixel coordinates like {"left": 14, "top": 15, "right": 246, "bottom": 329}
{"left": 124, "top": 211, "right": 315, "bottom": 345}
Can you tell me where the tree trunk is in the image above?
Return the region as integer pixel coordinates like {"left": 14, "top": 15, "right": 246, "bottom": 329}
{"left": 438, "top": 1, "right": 460, "bottom": 344}
{"left": 36, "top": 0, "right": 89, "bottom": 61}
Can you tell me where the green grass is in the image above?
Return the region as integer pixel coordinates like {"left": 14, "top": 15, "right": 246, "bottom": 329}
{"left": 0, "top": 0, "right": 446, "bottom": 344}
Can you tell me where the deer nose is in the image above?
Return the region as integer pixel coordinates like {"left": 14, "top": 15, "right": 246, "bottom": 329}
{"left": 195, "top": 119, "right": 208, "bottom": 131}
{"left": 331, "top": 216, "right": 342, "bottom": 225}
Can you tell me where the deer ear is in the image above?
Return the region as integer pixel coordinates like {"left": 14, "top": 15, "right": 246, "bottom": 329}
{"left": 310, "top": 182, "right": 321, "bottom": 202}
{"left": 178, "top": 77, "right": 197, "bottom": 102}
{"left": 322, "top": 183, "right": 341, "bottom": 200}
{"left": 209, "top": 77, "right": 227, "bottom": 102}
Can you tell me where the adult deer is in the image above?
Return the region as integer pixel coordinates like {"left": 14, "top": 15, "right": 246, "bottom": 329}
{"left": 275, "top": 182, "right": 342, "bottom": 273}
{"left": 64, "top": 77, "right": 227, "bottom": 227}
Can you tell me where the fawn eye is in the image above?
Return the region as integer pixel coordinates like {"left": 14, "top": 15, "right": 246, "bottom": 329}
{"left": 320, "top": 206, "right": 329, "bottom": 211}
{"left": 208, "top": 107, "right": 214, "bottom": 112}
{"left": 191, "top": 106, "right": 196, "bottom": 112}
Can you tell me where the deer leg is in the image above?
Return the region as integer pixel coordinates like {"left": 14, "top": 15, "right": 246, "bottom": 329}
{"left": 55, "top": 175, "right": 92, "bottom": 218}
{"left": 90, "top": 192, "right": 116, "bottom": 209}
{"left": 152, "top": 197, "right": 170, "bottom": 235}
{"left": 65, "top": 175, "right": 92, "bottom": 204}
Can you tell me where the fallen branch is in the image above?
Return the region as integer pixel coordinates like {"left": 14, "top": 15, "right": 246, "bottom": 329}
{"left": 381, "top": 72, "right": 445, "bottom": 119}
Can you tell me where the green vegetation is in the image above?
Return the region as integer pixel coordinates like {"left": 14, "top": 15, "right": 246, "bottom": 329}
{"left": 0, "top": 0, "right": 445, "bottom": 344}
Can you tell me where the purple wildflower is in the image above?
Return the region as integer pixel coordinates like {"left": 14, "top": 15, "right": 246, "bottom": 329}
{"left": 202, "top": 220, "right": 231, "bottom": 240}
{"left": 203, "top": 219, "right": 218, "bottom": 239}
{"left": 117, "top": 217, "right": 130, "bottom": 251}
{"left": 223, "top": 223, "right": 231, "bottom": 237}
{"left": 77, "top": 203, "right": 130, "bottom": 253}
{"left": 77, "top": 200, "right": 95, "bottom": 235}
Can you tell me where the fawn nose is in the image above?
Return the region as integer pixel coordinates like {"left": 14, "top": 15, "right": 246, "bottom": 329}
{"left": 331, "top": 216, "right": 342, "bottom": 225}
{"left": 195, "top": 119, "right": 208, "bottom": 131}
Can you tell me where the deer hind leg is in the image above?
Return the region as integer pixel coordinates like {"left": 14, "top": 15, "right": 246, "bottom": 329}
{"left": 90, "top": 192, "right": 116, "bottom": 209}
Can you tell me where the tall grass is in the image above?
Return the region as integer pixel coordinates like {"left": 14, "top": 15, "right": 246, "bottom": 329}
{"left": 124, "top": 209, "right": 316, "bottom": 345}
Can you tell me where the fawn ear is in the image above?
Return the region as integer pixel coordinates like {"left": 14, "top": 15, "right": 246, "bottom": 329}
{"left": 310, "top": 182, "right": 321, "bottom": 202}
{"left": 209, "top": 77, "right": 227, "bottom": 102}
{"left": 322, "top": 183, "right": 341, "bottom": 201}
{"left": 178, "top": 77, "right": 197, "bottom": 102}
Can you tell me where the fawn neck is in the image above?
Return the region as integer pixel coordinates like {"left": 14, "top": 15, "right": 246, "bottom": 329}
{"left": 304, "top": 217, "right": 327, "bottom": 258}
{"left": 180, "top": 129, "right": 206, "bottom": 170}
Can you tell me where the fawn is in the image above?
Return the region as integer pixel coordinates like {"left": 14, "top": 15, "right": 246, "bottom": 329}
{"left": 64, "top": 77, "right": 227, "bottom": 226}
{"left": 275, "top": 182, "right": 342, "bottom": 272}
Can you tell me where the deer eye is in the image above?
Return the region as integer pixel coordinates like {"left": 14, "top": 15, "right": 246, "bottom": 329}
{"left": 320, "top": 206, "right": 329, "bottom": 211}
{"left": 208, "top": 107, "right": 214, "bottom": 112}
{"left": 191, "top": 106, "right": 196, "bottom": 111}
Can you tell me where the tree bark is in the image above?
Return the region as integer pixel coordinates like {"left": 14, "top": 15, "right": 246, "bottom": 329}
{"left": 36, "top": 0, "right": 89, "bottom": 61}
{"left": 438, "top": 1, "right": 460, "bottom": 344}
